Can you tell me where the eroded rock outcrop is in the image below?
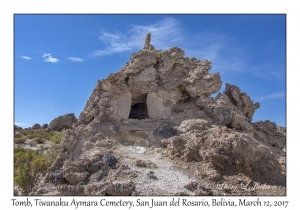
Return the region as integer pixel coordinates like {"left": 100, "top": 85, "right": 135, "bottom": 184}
{"left": 48, "top": 113, "right": 77, "bottom": 131}
{"left": 144, "top": 33, "right": 155, "bottom": 50}
{"left": 32, "top": 123, "right": 41, "bottom": 129}
{"left": 14, "top": 125, "right": 22, "bottom": 133}
{"left": 31, "top": 33, "right": 286, "bottom": 196}
{"left": 42, "top": 123, "right": 48, "bottom": 129}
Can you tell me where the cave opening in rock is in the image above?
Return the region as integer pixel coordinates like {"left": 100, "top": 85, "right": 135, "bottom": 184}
{"left": 125, "top": 77, "right": 129, "bottom": 86}
{"left": 178, "top": 84, "right": 191, "bottom": 102}
{"left": 129, "top": 103, "right": 149, "bottom": 119}
{"left": 226, "top": 123, "right": 234, "bottom": 129}
{"left": 129, "top": 94, "right": 149, "bottom": 119}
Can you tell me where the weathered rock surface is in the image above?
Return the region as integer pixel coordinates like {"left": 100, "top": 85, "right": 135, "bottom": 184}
{"left": 62, "top": 160, "right": 89, "bottom": 184}
{"left": 29, "top": 183, "right": 62, "bottom": 196}
{"left": 102, "top": 154, "right": 117, "bottom": 166}
{"left": 42, "top": 123, "right": 48, "bottom": 129}
{"left": 32, "top": 123, "right": 41, "bottom": 129}
{"left": 49, "top": 168, "right": 65, "bottom": 185}
{"left": 14, "top": 125, "right": 22, "bottom": 133}
{"left": 135, "top": 160, "right": 157, "bottom": 168}
{"left": 48, "top": 113, "right": 77, "bottom": 131}
{"left": 30, "top": 33, "right": 286, "bottom": 196}
{"left": 144, "top": 33, "right": 155, "bottom": 50}
{"left": 184, "top": 182, "right": 213, "bottom": 196}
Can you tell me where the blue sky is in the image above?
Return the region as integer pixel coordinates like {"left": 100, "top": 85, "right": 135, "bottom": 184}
{"left": 14, "top": 14, "right": 286, "bottom": 127}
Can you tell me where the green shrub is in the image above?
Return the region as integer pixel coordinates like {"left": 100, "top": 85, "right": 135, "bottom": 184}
{"left": 21, "top": 129, "right": 55, "bottom": 141}
{"left": 16, "top": 129, "right": 63, "bottom": 144}
{"left": 41, "top": 145, "right": 60, "bottom": 168}
{"left": 14, "top": 133, "right": 22, "bottom": 138}
{"left": 14, "top": 147, "right": 48, "bottom": 195}
{"left": 33, "top": 137, "right": 44, "bottom": 144}
{"left": 49, "top": 132, "right": 63, "bottom": 144}
{"left": 28, "top": 139, "right": 37, "bottom": 147}
{"left": 14, "top": 137, "right": 26, "bottom": 144}
{"left": 20, "top": 129, "right": 29, "bottom": 136}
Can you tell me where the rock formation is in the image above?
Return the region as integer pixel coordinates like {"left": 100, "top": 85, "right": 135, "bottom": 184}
{"left": 30, "top": 34, "right": 286, "bottom": 196}
{"left": 14, "top": 125, "right": 22, "bottom": 133}
{"left": 143, "top": 33, "right": 155, "bottom": 50}
{"left": 42, "top": 123, "right": 48, "bottom": 129}
{"left": 32, "top": 123, "right": 41, "bottom": 129}
{"left": 48, "top": 113, "right": 77, "bottom": 131}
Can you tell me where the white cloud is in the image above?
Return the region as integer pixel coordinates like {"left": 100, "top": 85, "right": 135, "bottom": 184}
{"left": 20, "top": 55, "right": 32, "bottom": 60}
{"left": 43, "top": 53, "right": 59, "bottom": 63}
{"left": 66, "top": 57, "right": 84, "bottom": 62}
{"left": 15, "top": 122, "right": 25, "bottom": 126}
{"left": 89, "top": 50, "right": 109, "bottom": 57}
{"left": 88, "top": 17, "right": 183, "bottom": 57}
{"left": 88, "top": 17, "right": 279, "bottom": 79}
{"left": 88, "top": 16, "right": 250, "bottom": 74}
{"left": 251, "top": 64, "right": 286, "bottom": 80}
{"left": 255, "top": 91, "right": 285, "bottom": 101}
{"left": 183, "top": 32, "right": 251, "bottom": 74}
{"left": 42, "top": 53, "right": 51, "bottom": 58}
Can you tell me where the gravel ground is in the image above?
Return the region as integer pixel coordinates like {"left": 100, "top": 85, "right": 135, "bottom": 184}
{"left": 115, "top": 145, "right": 198, "bottom": 195}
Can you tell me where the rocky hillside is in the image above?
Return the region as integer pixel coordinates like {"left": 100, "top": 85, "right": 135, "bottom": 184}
{"left": 30, "top": 33, "right": 286, "bottom": 196}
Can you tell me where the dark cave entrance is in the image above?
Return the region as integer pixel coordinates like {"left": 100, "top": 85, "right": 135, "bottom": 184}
{"left": 129, "top": 94, "right": 149, "bottom": 119}
{"left": 178, "top": 84, "right": 191, "bottom": 102}
{"left": 129, "top": 103, "right": 149, "bottom": 119}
